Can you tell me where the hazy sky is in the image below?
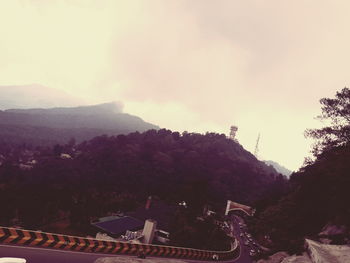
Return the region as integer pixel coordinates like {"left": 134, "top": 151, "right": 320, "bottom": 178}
{"left": 1, "top": 0, "right": 349, "bottom": 171}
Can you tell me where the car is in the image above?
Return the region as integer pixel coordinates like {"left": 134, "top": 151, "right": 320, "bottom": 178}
{"left": 239, "top": 233, "right": 244, "bottom": 237}
{"left": 249, "top": 251, "right": 256, "bottom": 257}
{"left": 244, "top": 241, "right": 249, "bottom": 246}
{"left": 0, "top": 258, "right": 26, "bottom": 263}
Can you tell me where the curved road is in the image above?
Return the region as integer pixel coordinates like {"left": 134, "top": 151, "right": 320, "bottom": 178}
{"left": 229, "top": 216, "right": 253, "bottom": 263}
{"left": 0, "top": 216, "right": 253, "bottom": 263}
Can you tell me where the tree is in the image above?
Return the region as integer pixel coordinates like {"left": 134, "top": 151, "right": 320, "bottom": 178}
{"left": 305, "top": 87, "right": 350, "bottom": 155}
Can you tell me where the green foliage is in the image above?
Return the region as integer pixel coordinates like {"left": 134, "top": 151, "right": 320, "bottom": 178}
{"left": 251, "top": 89, "right": 350, "bottom": 254}
{"left": 305, "top": 87, "right": 350, "bottom": 155}
{"left": 0, "top": 129, "right": 279, "bottom": 249}
{"left": 251, "top": 139, "right": 350, "bottom": 254}
{"left": 170, "top": 209, "right": 231, "bottom": 250}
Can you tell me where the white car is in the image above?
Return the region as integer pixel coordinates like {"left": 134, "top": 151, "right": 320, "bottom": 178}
{"left": 0, "top": 258, "right": 26, "bottom": 263}
{"left": 249, "top": 250, "right": 257, "bottom": 257}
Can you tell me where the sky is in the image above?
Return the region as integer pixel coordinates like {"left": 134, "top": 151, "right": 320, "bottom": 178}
{"left": 1, "top": 0, "right": 350, "bottom": 171}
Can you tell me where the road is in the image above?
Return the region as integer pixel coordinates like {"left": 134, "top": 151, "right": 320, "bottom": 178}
{"left": 229, "top": 216, "right": 253, "bottom": 263}
{"left": 0, "top": 216, "right": 253, "bottom": 263}
{"left": 0, "top": 244, "right": 115, "bottom": 263}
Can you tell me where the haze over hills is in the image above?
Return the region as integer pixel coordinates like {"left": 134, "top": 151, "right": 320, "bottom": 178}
{"left": 264, "top": 160, "right": 292, "bottom": 176}
{"left": 0, "top": 84, "right": 84, "bottom": 109}
{"left": 0, "top": 102, "right": 159, "bottom": 146}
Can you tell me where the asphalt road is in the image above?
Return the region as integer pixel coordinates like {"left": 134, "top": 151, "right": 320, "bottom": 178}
{"left": 0, "top": 216, "right": 253, "bottom": 263}
{"left": 0, "top": 244, "right": 117, "bottom": 263}
{"left": 229, "top": 216, "right": 253, "bottom": 263}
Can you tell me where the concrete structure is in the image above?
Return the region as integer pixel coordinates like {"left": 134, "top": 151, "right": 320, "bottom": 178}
{"left": 306, "top": 239, "right": 350, "bottom": 263}
{"left": 225, "top": 200, "right": 255, "bottom": 216}
{"left": 142, "top": 219, "right": 157, "bottom": 244}
{"left": 257, "top": 239, "right": 350, "bottom": 263}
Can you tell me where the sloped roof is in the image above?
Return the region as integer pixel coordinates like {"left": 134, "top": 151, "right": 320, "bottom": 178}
{"left": 126, "top": 202, "right": 176, "bottom": 231}
{"left": 92, "top": 216, "right": 144, "bottom": 235}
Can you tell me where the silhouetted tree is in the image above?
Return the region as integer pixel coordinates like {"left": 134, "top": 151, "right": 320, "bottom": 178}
{"left": 306, "top": 87, "right": 350, "bottom": 155}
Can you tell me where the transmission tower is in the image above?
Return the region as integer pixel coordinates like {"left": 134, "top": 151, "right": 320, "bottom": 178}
{"left": 254, "top": 133, "right": 260, "bottom": 158}
{"left": 229, "top": 126, "right": 238, "bottom": 141}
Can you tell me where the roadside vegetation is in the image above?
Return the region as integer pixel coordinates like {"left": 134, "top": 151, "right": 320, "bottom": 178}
{"left": 249, "top": 88, "right": 350, "bottom": 254}
{"left": 0, "top": 129, "right": 278, "bottom": 250}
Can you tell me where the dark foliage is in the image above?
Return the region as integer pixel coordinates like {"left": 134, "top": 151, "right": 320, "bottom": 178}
{"left": 250, "top": 145, "right": 350, "bottom": 254}
{"left": 305, "top": 87, "right": 350, "bottom": 155}
{"left": 0, "top": 129, "right": 279, "bottom": 249}
{"left": 251, "top": 88, "right": 350, "bottom": 254}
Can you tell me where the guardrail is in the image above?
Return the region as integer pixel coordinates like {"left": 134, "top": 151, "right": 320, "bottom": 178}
{"left": 0, "top": 227, "right": 240, "bottom": 261}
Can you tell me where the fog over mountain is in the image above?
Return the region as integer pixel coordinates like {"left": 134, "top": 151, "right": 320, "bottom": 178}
{"left": 6, "top": 101, "right": 124, "bottom": 116}
{"left": 0, "top": 84, "right": 84, "bottom": 110}
{"left": 0, "top": 102, "right": 159, "bottom": 146}
{"left": 264, "top": 160, "right": 292, "bottom": 176}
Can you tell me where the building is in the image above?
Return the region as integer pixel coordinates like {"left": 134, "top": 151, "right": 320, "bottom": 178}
{"left": 92, "top": 215, "right": 144, "bottom": 238}
{"left": 92, "top": 197, "right": 175, "bottom": 244}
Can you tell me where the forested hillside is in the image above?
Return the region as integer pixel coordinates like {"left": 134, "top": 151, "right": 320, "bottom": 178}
{"left": 0, "top": 129, "right": 280, "bottom": 248}
{"left": 0, "top": 102, "right": 158, "bottom": 146}
{"left": 250, "top": 88, "right": 350, "bottom": 255}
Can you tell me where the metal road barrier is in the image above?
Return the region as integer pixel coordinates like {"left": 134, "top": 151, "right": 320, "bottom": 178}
{"left": 0, "top": 227, "right": 240, "bottom": 261}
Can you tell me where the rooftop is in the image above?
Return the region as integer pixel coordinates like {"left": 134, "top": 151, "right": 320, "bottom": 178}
{"left": 92, "top": 216, "right": 144, "bottom": 235}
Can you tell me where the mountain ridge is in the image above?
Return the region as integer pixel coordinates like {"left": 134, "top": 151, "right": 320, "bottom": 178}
{"left": 264, "top": 160, "right": 292, "bottom": 176}
{"left": 0, "top": 102, "right": 159, "bottom": 146}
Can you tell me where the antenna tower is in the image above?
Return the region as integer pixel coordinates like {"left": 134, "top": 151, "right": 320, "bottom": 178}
{"left": 254, "top": 133, "right": 260, "bottom": 158}
{"left": 229, "top": 126, "right": 238, "bottom": 141}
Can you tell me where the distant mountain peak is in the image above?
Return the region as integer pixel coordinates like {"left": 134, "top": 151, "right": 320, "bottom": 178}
{"left": 264, "top": 160, "right": 292, "bottom": 176}
{"left": 6, "top": 101, "right": 124, "bottom": 115}
{"left": 0, "top": 102, "right": 159, "bottom": 146}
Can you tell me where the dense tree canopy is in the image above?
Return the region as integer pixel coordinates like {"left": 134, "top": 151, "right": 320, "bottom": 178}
{"left": 250, "top": 88, "right": 350, "bottom": 255}
{"left": 250, "top": 144, "right": 350, "bottom": 254}
{"left": 306, "top": 87, "right": 350, "bottom": 155}
{"left": 0, "top": 129, "right": 280, "bottom": 249}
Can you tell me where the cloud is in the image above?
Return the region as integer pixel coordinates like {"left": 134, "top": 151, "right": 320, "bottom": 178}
{"left": 1, "top": 0, "right": 349, "bottom": 170}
